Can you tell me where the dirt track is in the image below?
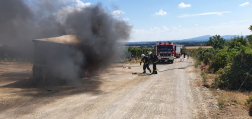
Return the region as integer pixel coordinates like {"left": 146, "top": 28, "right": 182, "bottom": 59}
{"left": 0, "top": 58, "right": 218, "bottom": 119}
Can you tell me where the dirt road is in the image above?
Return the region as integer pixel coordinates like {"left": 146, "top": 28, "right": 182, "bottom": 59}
{"left": 0, "top": 58, "right": 218, "bottom": 119}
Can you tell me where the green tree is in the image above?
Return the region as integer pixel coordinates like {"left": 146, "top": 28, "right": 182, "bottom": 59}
{"left": 248, "top": 25, "right": 252, "bottom": 47}
{"left": 227, "top": 36, "right": 248, "bottom": 49}
{"left": 206, "top": 35, "right": 226, "bottom": 49}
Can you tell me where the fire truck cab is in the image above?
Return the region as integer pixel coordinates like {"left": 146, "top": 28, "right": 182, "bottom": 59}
{"left": 156, "top": 41, "right": 175, "bottom": 63}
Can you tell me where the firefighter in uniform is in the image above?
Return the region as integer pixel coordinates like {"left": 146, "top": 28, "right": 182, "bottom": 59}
{"left": 149, "top": 51, "right": 158, "bottom": 74}
{"left": 140, "top": 54, "right": 151, "bottom": 73}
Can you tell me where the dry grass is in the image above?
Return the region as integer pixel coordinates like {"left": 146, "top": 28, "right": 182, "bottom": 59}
{"left": 192, "top": 58, "right": 252, "bottom": 118}
{"left": 206, "top": 74, "right": 217, "bottom": 79}
{"left": 185, "top": 46, "right": 213, "bottom": 49}
{"left": 212, "top": 92, "right": 252, "bottom": 118}
{"left": 249, "top": 104, "right": 252, "bottom": 116}
{"left": 196, "top": 61, "right": 250, "bottom": 107}
{"left": 191, "top": 80, "right": 203, "bottom": 87}
{"left": 125, "top": 58, "right": 141, "bottom": 64}
{"left": 212, "top": 90, "right": 248, "bottom": 105}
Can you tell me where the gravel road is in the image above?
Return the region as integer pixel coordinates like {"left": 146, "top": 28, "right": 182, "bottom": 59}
{"left": 0, "top": 58, "right": 218, "bottom": 119}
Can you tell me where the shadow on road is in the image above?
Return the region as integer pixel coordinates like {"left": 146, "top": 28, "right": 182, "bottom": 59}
{"left": 0, "top": 72, "right": 103, "bottom": 96}
{"left": 0, "top": 71, "right": 104, "bottom": 113}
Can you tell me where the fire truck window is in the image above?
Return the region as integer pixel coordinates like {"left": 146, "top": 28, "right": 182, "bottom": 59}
{"left": 157, "top": 46, "right": 173, "bottom": 51}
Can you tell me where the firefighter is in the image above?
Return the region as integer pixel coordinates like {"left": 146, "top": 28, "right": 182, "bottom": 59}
{"left": 149, "top": 51, "right": 158, "bottom": 74}
{"left": 140, "top": 54, "right": 151, "bottom": 73}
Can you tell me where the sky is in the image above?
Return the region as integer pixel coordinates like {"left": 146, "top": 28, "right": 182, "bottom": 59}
{"left": 28, "top": 0, "right": 252, "bottom": 42}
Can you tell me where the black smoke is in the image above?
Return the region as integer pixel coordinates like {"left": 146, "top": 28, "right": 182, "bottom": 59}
{"left": 65, "top": 4, "right": 131, "bottom": 72}
{"left": 0, "top": 0, "right": 66, "bottom": 58}
{"left": 0, "top": 0, "right": 131, "bottom": 81}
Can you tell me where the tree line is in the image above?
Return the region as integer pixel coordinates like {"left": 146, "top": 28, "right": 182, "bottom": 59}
{"left": 190, "top": 25, "right": 252, "bottom": 90}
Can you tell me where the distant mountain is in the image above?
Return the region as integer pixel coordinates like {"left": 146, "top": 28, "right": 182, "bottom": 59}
{"left": 170, "top": 35, "right": 212, "bottom": 42}
{"left": 124, "top": 35, "right": 245, "bottom": 48}
{"left": 126, "top": 35, "right": 241, "bottom": 44}
{"left": 221, "top": 35, "right": 241, "bottom": 41}
{"left": 169, "top": 35, "right": 240, "bottom": 42}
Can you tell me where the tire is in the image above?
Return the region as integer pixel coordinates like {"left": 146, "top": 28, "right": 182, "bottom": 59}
{"left": 171, "top": 60, "right": 174, "bottom": 64}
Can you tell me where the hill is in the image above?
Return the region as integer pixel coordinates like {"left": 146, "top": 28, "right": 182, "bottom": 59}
{"left": 125, "top": 35, "right": 241, "bottom": 47}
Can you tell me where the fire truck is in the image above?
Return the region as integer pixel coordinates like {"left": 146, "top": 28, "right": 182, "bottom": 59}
{"left": 156, "top": 41, "right": 182, "bottom": 63}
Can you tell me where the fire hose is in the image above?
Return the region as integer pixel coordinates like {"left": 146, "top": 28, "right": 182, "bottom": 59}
{"left": 156, "top": 61, "right": 192, "bottom": 73}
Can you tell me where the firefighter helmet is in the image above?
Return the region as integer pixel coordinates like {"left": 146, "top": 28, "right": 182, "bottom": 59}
{"left": 148, "top": 51, "right": 152, "bottom": 55}
{"left": 141, "top": 54, "right": 145, "bottom": 57}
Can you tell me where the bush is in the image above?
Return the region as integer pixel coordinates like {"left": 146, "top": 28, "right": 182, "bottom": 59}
{"left": 209, "top": 49, "right": 228, "bottom": 72}
{"left": 206, "top": 35, "right": 225, "bottom": 49}
{"left": 127, "top": 47, "right": 156, "bottom": 59}
{"left": 188, "top": 33, "right": 252, "bottom": 91}
{"left": 194, "top": 60, "right": 201, "bottom": 68}
{"left": 201, "top": 52, "right": 213, "bottom": 65}
{"left": 246, "top": 35, "right": 252, "bottom": 44}
{"left": 227, "top": 36, "right": 249, "bottom": 49}
{"left": 215, "top": 47, "right": 252, "bottom": 90}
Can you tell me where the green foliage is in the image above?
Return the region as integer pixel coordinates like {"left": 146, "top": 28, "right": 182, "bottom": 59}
{"left": 227, "top": 36, "right": 248, "bottom": 49}
{"left": 192, "top": 30, "right": 252, "bottom": 90}
{"left": 210, "top": 49, "right": 228, "bottom": 72}
{"left": 206, "top": 35, "right": 225, "bottom": 49}
{"left": 127, "top": 47, "right": 156, "bottom": 59}
{"left": 194, "top": 60, "right": 201, "bottom": 68}
{"left": 216, "top": 68, "right": 225, "bottom": 74}
{"left": 201, "top": 52, "right": 213, "bottom": 65}
{"left": 218, "top": 99, "right": 225, "bottom": 110}
{"left": 249, "top": 25, "right": 252, "bottom": 31}
{"left": 201, "top": 72, "right": 207, "bottom": 82}
{"left": 247, "top": 35, "right": 252, "bottom": 44}
{"left": 217, "top": 47, "right": 252, "bottom": 90}
{"left": 243, "top": 96, "right": 252, "bottom": 106}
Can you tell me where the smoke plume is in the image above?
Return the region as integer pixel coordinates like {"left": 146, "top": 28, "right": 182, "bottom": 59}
{"left": 0, "top": 0, "right": 131, "bottom": 82}
{"left": 0, "top": 0, "right": 66, "bottom": 58}
{"left": 65, "top": 4, "right": 131, "bottom": 71}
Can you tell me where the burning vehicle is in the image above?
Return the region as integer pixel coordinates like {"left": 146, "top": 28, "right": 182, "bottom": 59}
{"left": 0, "top": 0, "right": 132, "bottom": 90}
{"left": 0, "top": 1, "right": 132, "bottom": 82}
{"left": 32, "top": 34, "right": 124, "bottom": 81}
{"left": 32, "top": 35, "right": 87, "bottom": 80}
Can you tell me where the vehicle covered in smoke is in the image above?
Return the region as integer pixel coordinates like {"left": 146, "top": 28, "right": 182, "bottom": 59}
{"left": 32, "top": 35, "right": 85, "bottom": 79}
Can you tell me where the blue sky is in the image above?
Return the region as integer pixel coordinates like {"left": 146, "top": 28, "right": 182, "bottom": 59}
{"left": 29, "top": 0, "right": 252, "bottom": 42}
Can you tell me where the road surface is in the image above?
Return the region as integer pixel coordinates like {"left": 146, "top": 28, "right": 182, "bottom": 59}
{"left": 0, "top": 58, "right": 218, "bottom": 119}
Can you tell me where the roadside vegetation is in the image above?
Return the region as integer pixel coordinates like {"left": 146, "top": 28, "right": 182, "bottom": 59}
{"left": 124, "top": 47, "right": 156, "bottom": 62}
{"left": 189, "top": 25, "right": 252, "bottom": 113}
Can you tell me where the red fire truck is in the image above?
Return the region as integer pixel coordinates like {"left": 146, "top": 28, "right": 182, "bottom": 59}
{"left": 156, "top": 41, "right": 182, "bottom": 63}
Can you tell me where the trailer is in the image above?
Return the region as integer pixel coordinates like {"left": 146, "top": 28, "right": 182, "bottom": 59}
{"left": 32, "top": 35, "right": 82, "bottom": 78}
{"left": 175, "top": 45, "right": 183, "bottom": 58}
